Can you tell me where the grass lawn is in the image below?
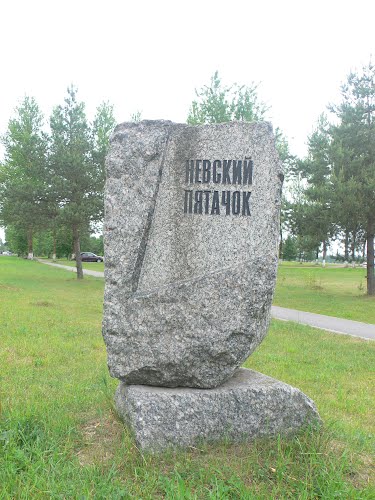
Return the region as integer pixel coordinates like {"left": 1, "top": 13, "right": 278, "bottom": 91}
{"left": 274, "top": 262, "right": 375, "bottom": 324}
{"left": 1, "top": 257, "right": 374, "bottom": 498}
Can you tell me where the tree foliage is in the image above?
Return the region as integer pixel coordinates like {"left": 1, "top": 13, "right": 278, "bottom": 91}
{"left": 187, "top": 71, "right": 268, "bottom": 125}
{"left": 330, "top": 62, "right": 375, "bottom": 294}
{"left": 291, "top": 62, "right": 375, "bottom": 293}
{"left": 49, "top": 85, "right": 115, "bottom": 278}
{"left": 282, "top": 235, "right": 297, "bottom": 261}
{"left": 0, "top": 97, "right": 48, "bottom": 258}
{"left": 4, "top": 225, "right": 28, "bottom": 256}
{"left": 0, "top": 88, "right": 115, "bottom": 277}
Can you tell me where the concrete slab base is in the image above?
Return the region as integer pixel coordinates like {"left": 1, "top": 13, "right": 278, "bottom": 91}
{"left": 115, "top": 368, "right": 321, "bottom": 452}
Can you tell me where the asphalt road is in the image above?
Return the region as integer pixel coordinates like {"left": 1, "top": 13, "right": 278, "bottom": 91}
{"left": 38, "top": 260, "right": 105, "bottom": 278}
{"left": 271, "top": 305, "right": 375, "bottom": 340}
{"left": 37, "top": 260, "right": 375, "bottom": 340}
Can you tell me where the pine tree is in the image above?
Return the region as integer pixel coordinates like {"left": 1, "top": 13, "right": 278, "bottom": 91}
{"left": 330, "top": 63, "right": 375, "bottom": 294}
{"left": 0, "top": 97, "right": 48, "bottom": 258}
{"left": 49, "top": 86, "right": 115, "bottom": 278}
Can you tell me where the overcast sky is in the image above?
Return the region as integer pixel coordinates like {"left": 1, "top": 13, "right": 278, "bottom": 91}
{"left": 1, "top": 0, "right": 374, "bottom": 242}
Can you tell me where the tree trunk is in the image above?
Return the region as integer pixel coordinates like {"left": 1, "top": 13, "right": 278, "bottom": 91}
{"left": 279, "top": 223, "right": 283, "bottom": 259}
{"left": 350, "top": 231, "right": 356, "bottom": 261}
{"left": 72, "top": 224, "right": 83, "bottom": 279}
{"left": 322, "top": 241, "right": 327, "bottom": 267}
{"left": 344, "top": 230, "right": 349, "bottom": 261}
{"left": 52, "top": 229, "right": 57, "bottom": 261}
{"left": 367, "top": 219, "right": 375, "bottom": 296}
{"left": 27, "top": 227, "right": 33, "bottom": 259}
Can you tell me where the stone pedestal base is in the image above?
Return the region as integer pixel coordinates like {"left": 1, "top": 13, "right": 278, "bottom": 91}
{"left": 115, "top": 368, "right": 321, "bottom": 451}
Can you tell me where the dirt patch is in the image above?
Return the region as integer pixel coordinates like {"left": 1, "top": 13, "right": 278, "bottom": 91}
{"left": 349, "top": 451, "right": 375, "bottom": 488}
{"left": 77, "top": 412, "right": 124, "bottom": 466}
{"left": 3, "top": 347, "right": 17, "bottom": 362}
{"left": 329, "top": 439, "right": 374, "bottom": 488}
{"left": 31, "top": 301, "right": 54, "bottom": 307}
{"left": 0, "top": 283, "right": 21, "bottom": 291}
{"left": 3, "top": 347, "right": 34, "bottom": 365}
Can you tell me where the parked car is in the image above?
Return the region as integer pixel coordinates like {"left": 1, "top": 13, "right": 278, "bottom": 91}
{"left": 80, "top": 252, "right": 104, "bottom": 262}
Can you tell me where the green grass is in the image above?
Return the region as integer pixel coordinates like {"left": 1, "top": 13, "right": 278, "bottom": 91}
{"left": 44, "top": 258, "right": 105, "bottom": 272}
{"left": 0, "top": 256, "right": 374, "bottom": 498}
{"left": 275, "top": 262, "right": 375, "bottom": 323}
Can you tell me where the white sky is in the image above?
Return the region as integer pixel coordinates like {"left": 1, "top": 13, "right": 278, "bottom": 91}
{"left": 1, "top": 0, "right": 374, "bottom": 242}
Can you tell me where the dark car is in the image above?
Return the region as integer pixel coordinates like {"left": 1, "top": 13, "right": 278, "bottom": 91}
{"left": 80, "top": 252, "right": 104, "bottom": 262}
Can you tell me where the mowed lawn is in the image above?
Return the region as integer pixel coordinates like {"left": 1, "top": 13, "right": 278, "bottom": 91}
{"left": 0, "top": 257, "right": 374, "bottom": 498}
{"left": 274, "top": 262, "right": 375, "bottom": 324}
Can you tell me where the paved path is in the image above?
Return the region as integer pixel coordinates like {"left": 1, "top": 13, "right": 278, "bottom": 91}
{"left": 37, "top": 260, "right": 375, "bottom": 340}
{"left": 37, "top": 260, "right": 105, "bottom": 278}
{"left": 271, "top": 306, "right": 375, "bottom": 340}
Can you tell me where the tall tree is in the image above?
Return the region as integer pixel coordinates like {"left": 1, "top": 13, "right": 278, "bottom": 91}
{"left": 297, "top": 116, "right": 336, "bottom": 265}
{"left": 4, "top": 225, "right": 28, "bottom": 256}
{"left": 274, "top": 128, "right": 299, "bottom": 257}
{"left": 92, "top": 101, "right": 116, "bottom": 172}
{"left": 0, "top": 97, "right": 48, "bottom": 258}
{"left": 90, "top": 101, "right": 116, "bottom": 242}
{"left": 330, "top": 62, "right": 375, "bottom": 294}
{"left": 49, "top": 86, "right": 115, "bottom": 278}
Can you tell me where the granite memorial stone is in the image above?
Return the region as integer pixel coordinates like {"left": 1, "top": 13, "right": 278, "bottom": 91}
{"left": 102, "top": 120, "right": 320, "bottom": 450}
{"left": 115, "top": 369, "right": 319, "bottom": 452}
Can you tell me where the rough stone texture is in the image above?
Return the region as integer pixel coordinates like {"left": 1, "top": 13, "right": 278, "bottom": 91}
{"left": 115, "top": 368, "right": 321, "bottom": 452}
{"left": 103, "top": 121, "right": 283, "bottom": 388}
